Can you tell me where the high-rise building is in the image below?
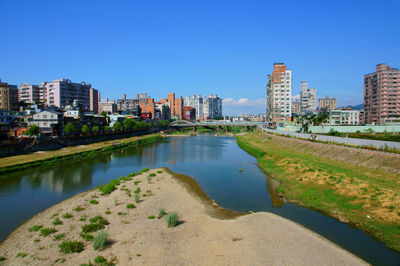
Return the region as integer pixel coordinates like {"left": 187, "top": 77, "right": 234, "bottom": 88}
{"left": 99, "top": 98, "right": 117, "bottom": 114}
{"left": 39, "top": 79, "right": 91, "bottom": 110}
{"left": 19, "top": 83, "right": 42, "bottom": 103}
{"left": 184, "top": 95, "right": 204, "bottom": 120}
{"left": 266, "top": 63, "right": 292, "bottom": 121}
{"left": 318, "top": 96, "right": 337, "bottom": 111}
{"left": 116, "top": 94, "right": 139, "bottom": 112}
{"left": 89, "top": 88, "right": 100, "bottom": 114}
{"left": 291, "top": 100, "right": 301, "bottom": 115}
{"left": 184, "top": 94, "right": 222, "bottom": 120}
{"left": 300, "top": 81, "right": 317, "bottom": 113}
{"left": 364, "top": 63, "right": 400, "bottom": 124}
{"left": 0, "top": 80, "right": 19, "bottom": 111}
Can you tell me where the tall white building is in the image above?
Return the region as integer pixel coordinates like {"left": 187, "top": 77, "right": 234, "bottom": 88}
{"left": 266, "top": 63, "right": 292, "bottom": 122}
{"left": 300, "top": 81, "right": 317, "bottom": 113}
{"left": 184, "top": 94, "right": 222, "bottom": 120}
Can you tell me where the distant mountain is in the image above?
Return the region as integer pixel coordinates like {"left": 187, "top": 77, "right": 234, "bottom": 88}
{"left": 346, "top": 104, "right": 363, "bottom": 110}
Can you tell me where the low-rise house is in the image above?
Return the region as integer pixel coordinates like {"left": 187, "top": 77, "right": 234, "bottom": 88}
{"left": 29, "top": 110, "right": 63, "bottom": 136}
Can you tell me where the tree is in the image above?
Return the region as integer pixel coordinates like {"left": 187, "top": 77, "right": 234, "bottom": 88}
{"left": 104, "top": 126, "right": 111, "bottom": 132}
{"left": 124, "top": 118, "right": 136, "bottom": 130}
{"left": 92, "top": 126, "right": 99, "bottom": 133}
{"left": 81, "top": 125, "right": 89, "bottom": 134}
{"left": 100, "top": 111, "right": 107, "bottom": 117}
{"left": 112, "top": 121, "right": 122, "bottom": 131}
{"left": 26, "top": 124, "right": 40, "bottom": 136}
{"left": 160, "top": 120, "right": 170, "bottom": 127}
{"left": 64, "top": 122, "right": 75, "bottom": 135}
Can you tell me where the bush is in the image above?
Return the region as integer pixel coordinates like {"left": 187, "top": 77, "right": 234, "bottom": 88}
{"left": 99, "top": 183, "right": 116, "bottom": 194}
{"left": 126, "top": 203, "right": 135, "bottom": 209}
{"left": 92, "top": 126, "right": 100, "bottom": 133}
{"left": 74, "top": 206, "right": 85, "bottom": 212}
{"left": 81, "top": 125, "right": 89, "bottom": 134}
{"left": 53, "top": 218, "right": 62, "bottom": 226}
{"left": 29, "top": 225, "right": 43, "bottom": 232}
{"left": 62, "top": 213, "right": 73, "bottom": 219}
{"left": 105, "top": 210, "right": 111, "bottom": 215}
{"left": 158, "top": 209, "right": 167, "bottom": 219}
{"left": 141, "top": 168, "right": 149, "bottom": 172}
{"left": 135, "top": 194, "right": 140, "bottom": 203}
{"left": 134, "top": 187, "right": 141, "bottom": 194}
{"left": 148, "top": 173, "right": 156, "bottom": 177}
{"left": 148, "top": 215, "right": 155, "bottom": 219}
{"left": 94, "top": 256, "right": 106, "bottom": 264}
{"left": 53, "top": 233, "right": 65, "bottom": 241}
{"left": 59, "top": 240, "right": 84, "bottom": 254}
{"left": 89, "top": 200, "right": 99, "bottom": 205}
{"left": 92, "top": 231, "right": 107, "bottom": 250}
{"left": 80, "top": 233, "right": 94, "bottom": 241}
{"left": 0, "top": 256, "right": 6, "bottom": 261}
{"left": 166, "top": 212, "right": 178, "bottom": 228}
{"left": 40, "top": 227, "right": 57, "bottom": 237}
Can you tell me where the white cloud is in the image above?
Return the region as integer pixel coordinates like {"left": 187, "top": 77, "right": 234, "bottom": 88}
{"left": 292, "top": 94, "right": 300, "bottom": 101}
{"left": 222, "top": 97, "right": 266, "bottom": 115}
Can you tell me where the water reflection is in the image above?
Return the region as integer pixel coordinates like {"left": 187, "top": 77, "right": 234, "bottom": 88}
{"left": 267, "top": 178, "right": 285, "bottom": 207}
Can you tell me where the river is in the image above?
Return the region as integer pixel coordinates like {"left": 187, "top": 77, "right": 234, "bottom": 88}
{"left": 0, "top": 135, "right": 399, "bottom": 264}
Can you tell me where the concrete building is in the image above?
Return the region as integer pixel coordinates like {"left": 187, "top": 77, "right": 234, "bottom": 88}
{"left": 99, "top": 98, "right": 117, "bottom": 114}
{"left": 184, "top": 94, "right": 222, "bottom": 120}
{"left": 29, "top": 110, "right": 63, "bottom": 135}
{"left": 117, "top": 94, "right": 139, "bottom": 112}
{"left": 19, "top": 83, "right": 42, "bottom": 103}
{"left": 166, "top": 93, "right": 184, "bottom": 120}
{"left": 291, "top": 100, "right": 301, "bottom": 115}
{"left": 184, "top": 106, "right": 196, "bottom": 121}
{"left": 0, "top": 80, "right": 19, "bottom": 111}
{"left": 300, "top": 81, "right": 317, "bottom": 113}
{"left": 318, "top": 96, "right": 337, "bottom": 111}
{"left": 89, "top": 88, "right": 100, "bottom": 114}
{"left": 329, "top": 109, "right": 361, "bottom": 125}
{"left": 266, "top": 63, "right": 292, "bottom": 122}
{"left": 364, "top": 63, "right": 400, "bottom": 124}
{"left": 39, "top": 79, "right": 92, "bottom": 110}
{"left": 184, "top": 95, "right": 204, "bottom": 120}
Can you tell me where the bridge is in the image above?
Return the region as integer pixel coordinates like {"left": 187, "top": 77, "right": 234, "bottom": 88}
{"left": 169, "top": 120, "right": 265, "bottom": 127}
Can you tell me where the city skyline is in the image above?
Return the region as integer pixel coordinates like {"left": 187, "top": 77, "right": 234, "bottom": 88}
{"left": 1, "top": 0, "right": 399, "bottom": 115}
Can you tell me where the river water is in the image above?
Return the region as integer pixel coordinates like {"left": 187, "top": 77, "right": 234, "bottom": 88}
{"left": 0, "top": 135, "right": 399, "bottom": 264}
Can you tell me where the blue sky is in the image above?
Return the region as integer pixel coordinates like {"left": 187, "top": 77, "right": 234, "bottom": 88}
{"left": 1, "top": 0, "right": 399, "bottom": 115}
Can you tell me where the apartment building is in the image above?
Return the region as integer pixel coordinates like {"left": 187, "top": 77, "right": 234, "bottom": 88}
{"left": 89, "top": 88, "right": 100, "bottom": 114}
{"left": 40, "top": 79, "right": 91, "bottom": 110}
{"left": 266, "top": 63, "right": 292, "bottom": 122}
{"left": 19, "top": 83, "right": 42, "bottom": 103}
{"left": 300, "top": 81, "right": 317, "bottom": 113}
{"left": 291, "top": 100, "right": 301, "bottom": 115}
{"left": 99, "top": 98, "right": 117, "bottom": 114}
{"left": 330, "top": 109, "right": 360, "bottom": 125}
{"left": 116, "top": 94, "right": 139, "bottom": 112}
{"left": 184, "top": 94, "right": 222, "bottom": 120}
{"left": 364, "top": 63, "right": 400, "bottom": 124}
{"left": 0, "top": 80, "right": 19, "bottom": 111}
{"left": 29, "top": 110, "right": 63, "bottom": 135}
{"left": 318, "top": 96, "right": 337, "bottom": 111}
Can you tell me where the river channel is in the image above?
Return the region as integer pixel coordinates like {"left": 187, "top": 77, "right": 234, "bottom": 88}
{"left": 0, "top": 135, "right": 399, "bottom": 264}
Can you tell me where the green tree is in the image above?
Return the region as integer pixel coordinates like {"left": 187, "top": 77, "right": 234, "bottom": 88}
{"left": 26, "top": 124, "right": 40, "bottom": 136}
{"left": 112, "top": 121, "right": 122, "bottom": 131}
{"left": 92, "top": 126, "right": 99, "bottom": 133}
{"left": 81, "top": 125, "right": 89, "bottom": 134}
{"left": 160, "top": 120, "right": 170, "bottom": 127}
{"left": 124, "top": 118, "right": 136, "bottom": 130}
{"left": 64, "top": 122, "right": 75, "bottom": 135}
{"left": 100, "top": 111, "right": 107, "bottom": 117}
{"left": 104, "top": 126, "right": 111, "bottom": 132}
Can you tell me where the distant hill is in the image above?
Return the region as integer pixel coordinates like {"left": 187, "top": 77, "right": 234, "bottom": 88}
{"left": 345, "top": 104, "right": 363, "bottom": 110}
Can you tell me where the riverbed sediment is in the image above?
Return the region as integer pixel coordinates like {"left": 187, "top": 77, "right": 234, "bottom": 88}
{"left": 0, "top": 167, "right": 365, "bottom": 265}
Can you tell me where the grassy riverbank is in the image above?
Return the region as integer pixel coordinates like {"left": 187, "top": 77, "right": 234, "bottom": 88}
{"left": 0, "top": 134, "right": 163, "bottom": 176}
{"left": 237, "top": 131, "right": 400, "bottom": 252}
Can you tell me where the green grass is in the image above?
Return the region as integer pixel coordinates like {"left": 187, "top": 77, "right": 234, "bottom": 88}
{"left": 16, "top": 252, "right": 27, "bottom": 258}
{"left": 117, "top": 212, "right": 127, "bottom": 216}
{"left": 148, "top": 215, "right": 155, "bottom": 219}
{"left": 94, "top": 256, "right": 106, "bottom": 264}
{"left": 82, "top": 216, "right": 109, "bottom": 233}
{"left": 134, "top": 187, "right": 141, "bottom": 194}
{"left": 126, "top": 203, "right": 136, "bottom": 209}
{"left": 237, "top": 131, "right": 400, "bottom": 252}
{"left": 141, "top": 168, "right": 150, "bottom": 172}
{"left": 135, "top": 193, "right": 140, "bottom": 203}
{"left": 89, "top": 200, "right": 99, "bottom": 205}
{"left": 53, "top": 233, "right": 65, "bottom": 241}
{"left": 157, "top": 171, "right": 162, "bottom": 174}
{"left": 34, "top": 238, "right": 40, "bottom": 243}
{"left": 29, "top": 225, "right": 43, "bottom": 232}
{"left": 74, "top": 206, "right": 85, "bottom": 212}
{"left": 105, "top": 210, "right": 111, "bottom": 215}
{"left": 59, "top": 240, "right": 84, "bottom": 254}
{"left": 158, "top": 209, "right": 167, "bottom": 219}
{"left": 92, "top": 231, "right": 107, "bottom": 250}
{"left": 52, "top": 218, "right": 62, "bottom": 226}
{"left": 80, "top": 233, "right": 94, "bottom": 241}
{"left": 40, "top": 227, "right": 57, "bottom": 237}
{"left": 166, "top": 212, "right": 178, "bottom": 228}
{"left": 148, "top": 173, "right": 156, "bottom": 177}
{"left": 0, "top": 256, "right": 6, "bottom": 261}
{"left": 62, "top": 213, "right": 73, "bottom": 219}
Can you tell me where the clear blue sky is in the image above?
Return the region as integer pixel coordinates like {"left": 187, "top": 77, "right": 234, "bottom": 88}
{"left": 1, "top": 0, "right": 399, "bottom": 115}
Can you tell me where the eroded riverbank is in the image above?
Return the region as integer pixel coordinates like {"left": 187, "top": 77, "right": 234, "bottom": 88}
{"left": 0, "top": 168, "right": 365, "bottom": 265}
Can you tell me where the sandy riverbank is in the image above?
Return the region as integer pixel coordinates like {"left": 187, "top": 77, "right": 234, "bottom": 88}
{"left": 0, "top": 168, "right": 366, "bottom": 265}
